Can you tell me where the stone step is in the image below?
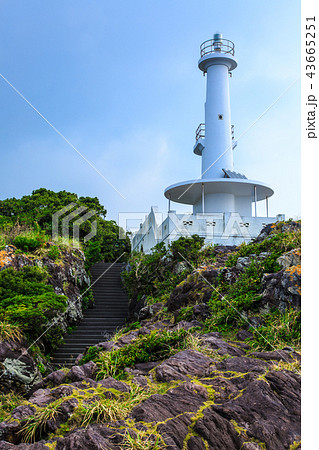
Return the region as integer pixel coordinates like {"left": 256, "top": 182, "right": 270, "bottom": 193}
{"left": 52, "top": 261, "right": 129, "bottom": 367}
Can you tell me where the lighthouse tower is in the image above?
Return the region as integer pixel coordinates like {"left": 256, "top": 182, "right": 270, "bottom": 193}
{"left": 132, "top": 34, "right": 283, "bottom": 253}
{"left": 164, "top": 32, "right": 274, "bottom": 217}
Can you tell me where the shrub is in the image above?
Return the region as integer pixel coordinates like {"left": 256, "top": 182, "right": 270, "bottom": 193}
{"left": 13, "top": 233, "right": 47, "bottom": 252}
{"left": 47, "top": 245, "right": 60, "bottom": 261}
{"left": 0, "top": 267, "right": 67, "bottom": 349}
{"left": 122, "top": 236, "right": 206, "bottom": 301}
{"left": 80, "top": 345, "right": 101, "bottom": 365}
{"left": 169, "top": 235, "right": 205, "bottom": 263}
{"left": 83, "top": 329, "right": 190, "bottom": 380}
{"left": 83, "top": 240, "right": 102, "bottom": 269}
{"left": 206, "top": 261, "right": 264, "bottom": 332}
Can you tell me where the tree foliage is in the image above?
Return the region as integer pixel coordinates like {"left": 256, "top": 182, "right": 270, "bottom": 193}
{"left": 0, "top": 188, "right": 130, "bottom": 263}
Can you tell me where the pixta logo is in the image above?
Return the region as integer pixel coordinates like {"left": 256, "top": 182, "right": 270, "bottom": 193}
{"left": 52, "top": 203, "right": 97, "bottom": 248}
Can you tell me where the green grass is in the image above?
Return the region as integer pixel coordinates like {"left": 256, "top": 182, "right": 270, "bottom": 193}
{"left": 96, "top": 329, "right": 190, "bottom": 380}
{"left": 248, "top": 308, "right": 301, "bottom": 352}
{"left": 0, "top": 319, "right": 23, "bottom": 343}
{"left": 0, "top": 392, "right": 25, "bottom": 422}
{"left": 225, "top": 229, "right": 301, "bottom": 269}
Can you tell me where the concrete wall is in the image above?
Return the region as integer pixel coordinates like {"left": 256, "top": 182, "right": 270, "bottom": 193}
{"left": 131, "top": 210, "right": 283, "bottom": 253}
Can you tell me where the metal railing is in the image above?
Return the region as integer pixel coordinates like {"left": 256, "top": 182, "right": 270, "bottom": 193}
{"left": 195, "top": 123, "right": 235, "bottom": 142}
{"left": 195, "top": 123, "right": 205, "bottom": 141}
{"left": 200, "top": 38, "right": 235, "bottom": 57}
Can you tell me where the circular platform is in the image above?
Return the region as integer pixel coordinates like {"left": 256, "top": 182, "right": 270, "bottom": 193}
{"left": 164, "top": 178, "right": 274, "bottom": 205}
{"left": 198, "top": 53, "right": 238, "bottom": 73}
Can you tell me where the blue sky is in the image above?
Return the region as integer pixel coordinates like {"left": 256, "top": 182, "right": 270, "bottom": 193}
{"left": 0, "top": 0, "right": 300, "bottom": 221}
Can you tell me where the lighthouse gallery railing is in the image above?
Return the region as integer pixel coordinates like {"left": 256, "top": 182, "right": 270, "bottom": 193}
{"left": 200, "top": 38, "right": 235, "bottom": 57}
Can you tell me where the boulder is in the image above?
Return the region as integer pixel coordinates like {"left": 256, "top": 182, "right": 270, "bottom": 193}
{"left": 193, "top": 407, "right": 244, "bottom": 449}
{"left": 97, "top": 377, "right": 131, "bottom": 393}
{"left": 155, "top": 350, "right": 214, "bottom": 382}
{"left": 0, "top": 340, "right": 41, "bottom": 394}
{"left": 277, "top": 248, "right": 301, "bottom": 269}
{"left": 131, "top": 381, "right": 208, "bottom": 424}
{"left": 166, "top": 270, "right": 218, "bottom": 312}
{"left": 28, "top": 369, "right": 67, "bottom": 395}
{"left": 216, "top": 356, "right": 270, "bottom": 373}
{"left": 212, "top": 371, "right": 300, "bottom": 449}
{"left": 66, "top": 361, "right": 97, "bottom": 382}
{"left": 200, "top": 334, "right": 246, "bottom": 357}
{"left": 260, "top": 266, "right": 301, "bottom": 312}
{"left": 236, "top": 252, "right": 270, "bottom": 270}
{"left": 236, "top": 330, "right": 254, "bottom": 341}
{"left": 249, "top": 350, "right": 301, "bottom": 363}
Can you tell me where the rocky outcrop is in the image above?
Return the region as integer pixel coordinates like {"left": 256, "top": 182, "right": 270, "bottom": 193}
{"left": 0, "top": 340, "right": 41, "bottom": 394}
{"left": 154, "top": 350, "right": 214, "bottom": 381}
{"left": 0, "top": 339, "right": 300, "bottom": 449}
{"left": 235, "top": 252, "right": 270, "bottom": 270}
{"left": 260, "top": 255, "right": 301, "bottom": 312}
{"left": 0, "top": 246, "right": 33, "bottom": 272}
{"left": 0, "top": 222, "right": 301, "bottom": 449}
{"left": 0, "top": 245, "right": 90, "bottom": 394}
{"left": 253, "top": 220, "right": 301, "bottom": 243}
{"left": 0, "top": 244, "right": 90, "bottom": 328}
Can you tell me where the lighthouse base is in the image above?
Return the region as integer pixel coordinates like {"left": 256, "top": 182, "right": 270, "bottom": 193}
{"left": 131, "top": 208, "right": 285, "bottom": 253}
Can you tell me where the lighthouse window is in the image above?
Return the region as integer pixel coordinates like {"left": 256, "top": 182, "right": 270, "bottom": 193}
{"left": 218, "top": 114, "right": 223, "bottom": 120}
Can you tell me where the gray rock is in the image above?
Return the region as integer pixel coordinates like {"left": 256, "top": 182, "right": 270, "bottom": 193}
{"left": 277, "top": 248, "right": 301, "bottom": 269}
{"left": 216, "top": 356, "right": 270, "bottom": 373}
{"left": 173, "top": 261, "right": 189, "bottom": 275}
{"left": 0, "top": 357, "right": 41, "bottom": 394}
{"left": 155, "top": 350, "right": 214, "bottom": 382}
{"left": 260, "top": 267, "right": 301, "bottom": 312}
{"left": 67, "top": 361, "right": 97, "bottom": 382}
{"left": 236, "top": 252, "right": 271, "bottom": 270}
{"left": 97, "top": 377, "right": 131, "bottom": 393}
{"left": 200, "top": 334, "right": 246, "bottom": 357}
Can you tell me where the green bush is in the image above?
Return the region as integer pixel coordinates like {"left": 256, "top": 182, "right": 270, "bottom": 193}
{"left": 122, "top": 236, "right": 206, "bottom": 301}
{"left": 205, "top": 261, "right": 264, "bottom": 332}
{"left": 13, "top": 234, "right": 46, "bottom": 252}
{"left": 0, "top": 267, "right": 67, "bottom": 349}
{"left": 80, "top": 345, "right": 101, "bottom": 365}
{"left": 82, "top": 329, "right": 189, "bottom": 379}
{"left": 169, "top": 235, "right": 205, "bottom": 263}
{"left": 83, "top": 241, "right": 102, "bottom": 269}
{"left": 47, "top": 245, "right": 60, "bottom": 261}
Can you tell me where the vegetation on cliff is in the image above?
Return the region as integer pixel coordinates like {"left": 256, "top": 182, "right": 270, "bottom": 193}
{"left": 0, "top": 188, "right": 131, "bottom": 264}
{"left": 0, "top": 189, "right": 131, "bottom": 383}
{"left": 0, "top": 219, "right": 301, "bottom": 449}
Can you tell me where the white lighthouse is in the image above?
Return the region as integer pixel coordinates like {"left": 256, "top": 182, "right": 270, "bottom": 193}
{"left": 132, "top": 34, "right": 284, "bottom": 253}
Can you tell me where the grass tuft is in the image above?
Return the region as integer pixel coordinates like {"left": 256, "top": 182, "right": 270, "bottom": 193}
{"left": 0, "top": 320, "right": 23, "bottom": 343}
{"left": 121, "top": 428, "right": 166, "bottom": 449}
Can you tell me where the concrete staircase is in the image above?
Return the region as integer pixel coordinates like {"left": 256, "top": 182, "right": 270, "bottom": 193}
{"left": 52, "top": 262, "right": 129, "bottom": 368}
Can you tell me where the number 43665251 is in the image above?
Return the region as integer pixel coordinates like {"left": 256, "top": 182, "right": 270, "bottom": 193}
{"left": 306, "top": 19, "right": 316, "bottom": 79}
